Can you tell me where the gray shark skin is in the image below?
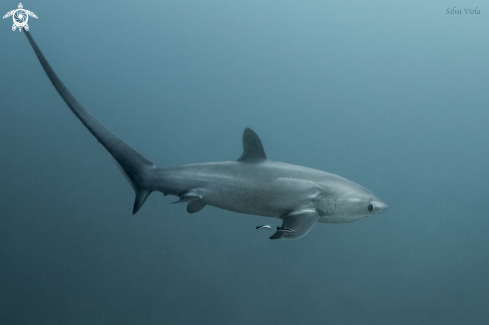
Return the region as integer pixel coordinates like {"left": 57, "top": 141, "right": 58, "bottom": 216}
{"left": 24, "top": 31, "right": 388, "bottom": 240}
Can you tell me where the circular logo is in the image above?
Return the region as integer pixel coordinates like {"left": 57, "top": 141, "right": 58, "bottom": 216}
{"left": 3, "top": 3, "right": 38, "bottom": 32}
{"left": 13, "top": 9, "right": 28, "bottom": 28}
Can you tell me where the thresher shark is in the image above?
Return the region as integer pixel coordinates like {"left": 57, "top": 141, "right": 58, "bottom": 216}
{"left": 23, "top": 31, "right": 388, "bottom": 240}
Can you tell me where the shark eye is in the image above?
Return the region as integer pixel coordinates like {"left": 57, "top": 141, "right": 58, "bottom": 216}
{"left": 368, "top": 204, "right": 374, "bottom": 212}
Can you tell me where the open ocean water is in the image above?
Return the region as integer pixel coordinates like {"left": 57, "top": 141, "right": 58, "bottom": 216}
{"left": 1, "top": 1, "right": 488, "bottom": 324}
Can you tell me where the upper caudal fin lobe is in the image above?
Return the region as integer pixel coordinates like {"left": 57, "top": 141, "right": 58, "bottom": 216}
{"left": 24, "top": 31, "right": 156, "bottom": 214}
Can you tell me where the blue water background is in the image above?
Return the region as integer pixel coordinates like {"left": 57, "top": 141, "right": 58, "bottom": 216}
{"left": 1, "top": 1, "right": 488, "bottom": 324}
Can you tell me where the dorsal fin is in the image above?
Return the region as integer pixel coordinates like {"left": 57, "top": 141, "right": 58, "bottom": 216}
{"left": 237, "top": 128, "right": 268, "bottom": 162}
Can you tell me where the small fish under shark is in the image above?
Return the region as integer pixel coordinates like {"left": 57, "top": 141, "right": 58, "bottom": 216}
{"left": 22, "top": 31, "right": 388, "bottom": 240}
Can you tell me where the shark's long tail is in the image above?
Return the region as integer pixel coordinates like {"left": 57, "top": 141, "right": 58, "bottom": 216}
{"left": 24, "top": 31, "right": 155, "bottom": 214}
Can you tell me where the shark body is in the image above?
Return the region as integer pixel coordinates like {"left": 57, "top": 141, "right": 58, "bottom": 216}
{"left": 24, "top": 31, "right": 388, "bottom": 240}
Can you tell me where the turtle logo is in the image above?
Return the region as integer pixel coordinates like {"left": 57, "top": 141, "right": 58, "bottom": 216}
{"left": 3, "top": 3, "right": 37, "bottom": 32}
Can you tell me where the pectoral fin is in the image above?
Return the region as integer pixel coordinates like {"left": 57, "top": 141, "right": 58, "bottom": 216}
{"left": 270, "top": 209, "right": 319, "bottom": 240}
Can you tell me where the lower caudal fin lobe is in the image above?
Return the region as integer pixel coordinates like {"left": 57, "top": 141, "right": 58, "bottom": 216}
{"left": 24, "top": 31, "right": 155, "bottom": 214}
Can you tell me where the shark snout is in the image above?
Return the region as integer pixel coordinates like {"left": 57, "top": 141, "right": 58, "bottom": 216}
{"left": 372, "top": 200, "right": 388, "bottom": 213}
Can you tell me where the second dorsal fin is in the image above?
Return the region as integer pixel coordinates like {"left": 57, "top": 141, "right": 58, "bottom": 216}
{"left": 237, "top": 128, "right": 268, "bottom": 162}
